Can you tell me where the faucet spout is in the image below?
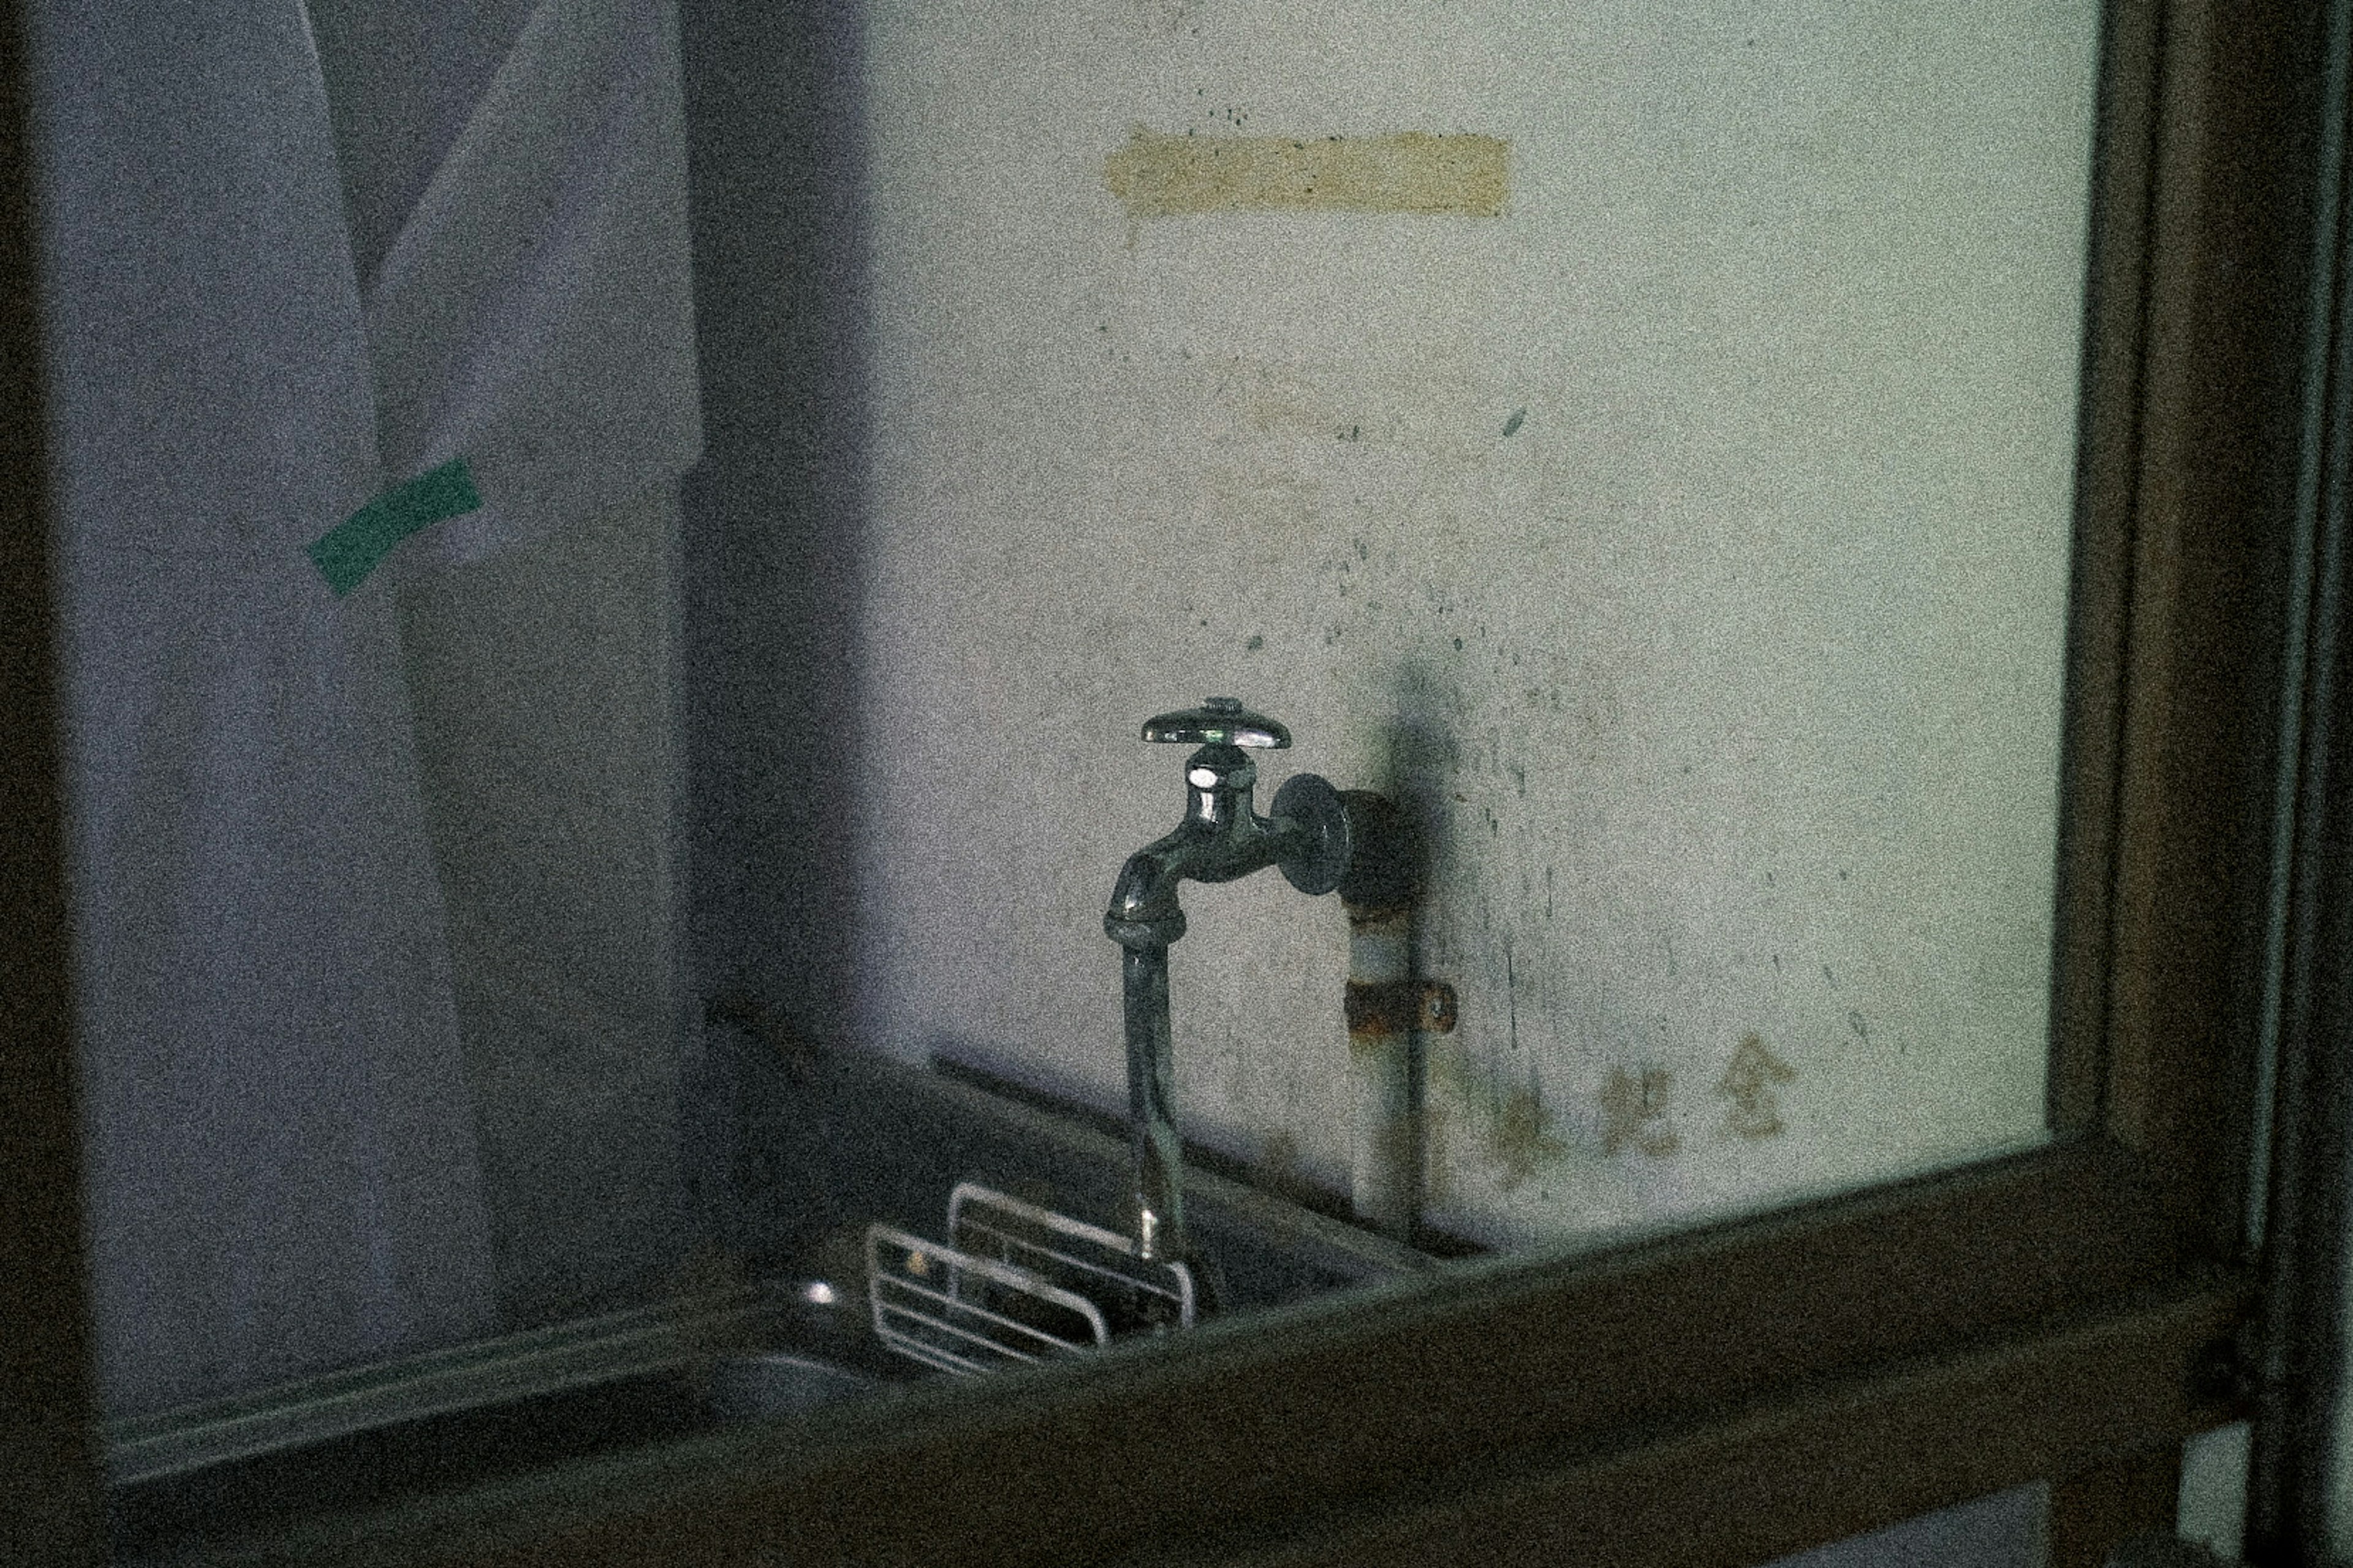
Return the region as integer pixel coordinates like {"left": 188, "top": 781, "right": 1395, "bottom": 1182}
{"left": 1104, "top": 741, "right": 1287, "bottom": 1264}
{"left": 1118, "top": 942, "right": 1183, "bottom": 1262}
{"left": 1105, "top": 744, "right": 1298, "bottom": 944}
{"left": 1103, "top": 703, "right": 1355, "bottom": 1268}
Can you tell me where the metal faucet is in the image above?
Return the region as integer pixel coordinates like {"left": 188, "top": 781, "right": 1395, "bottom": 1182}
{"left": 1103, "top": 698, "right": 1354, "bottom": 1270}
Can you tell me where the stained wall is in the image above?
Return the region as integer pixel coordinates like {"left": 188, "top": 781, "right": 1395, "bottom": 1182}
{"left": 838, "top": 0, "right": 2101, "bottom": 1245}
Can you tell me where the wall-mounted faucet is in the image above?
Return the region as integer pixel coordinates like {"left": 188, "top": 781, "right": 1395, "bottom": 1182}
{"left": 1102, "top": 698, "right": 1358, "bottom": 1271}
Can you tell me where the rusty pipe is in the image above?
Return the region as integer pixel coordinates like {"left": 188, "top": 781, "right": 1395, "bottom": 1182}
{"left": 1337, "top": 792, "right": 1452, "bottom": 1241}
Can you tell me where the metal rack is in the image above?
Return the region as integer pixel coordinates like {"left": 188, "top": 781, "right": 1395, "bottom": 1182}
{"left": 866, "top": 1183, "right": 1195, "bottom": 1376}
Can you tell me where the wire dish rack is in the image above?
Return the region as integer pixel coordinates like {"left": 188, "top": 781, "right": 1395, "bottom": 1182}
{"left": 865, "top": 1183, "right": 1196, "bottom": 1376}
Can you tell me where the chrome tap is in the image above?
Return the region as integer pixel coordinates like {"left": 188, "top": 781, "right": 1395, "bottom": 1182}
{"left": 1103, "top": 698, "right": 1354, "bottom": 1271}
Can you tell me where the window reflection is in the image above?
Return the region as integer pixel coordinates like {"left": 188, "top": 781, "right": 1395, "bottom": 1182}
{"left": 55, "top": 0, "right": 2107, "bottom": 1539}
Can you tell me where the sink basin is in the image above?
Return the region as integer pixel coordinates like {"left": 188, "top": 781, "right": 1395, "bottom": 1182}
{"left": 741, "top": 1045, "right": 1432, "bottom": 1322}
{"left": 104, "top": 1047, "right": 1427, "bottom": 1559}
{"left": 704, "top": 1351, "right": 882, "bottom": 1421}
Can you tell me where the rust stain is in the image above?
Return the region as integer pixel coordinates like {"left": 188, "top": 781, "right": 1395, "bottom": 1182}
{"left": 1491, "top": 1086, "right": 1567, "bottom": 1189}
{"left": 1717, "top": 1033, "right": 1797, "bottom": 1139}
{"left": 1599, "top": 1066, "right": 1680, "bottom": 1157}
{"left": 1346, "top": 979, "right": 1458, "bottom": 1042}
{"left": 1104, "top": 130, "right": 1509, "bottom": 218}
{"left": 1425, "top": 1042, "right": 1566, "bottom": 1196}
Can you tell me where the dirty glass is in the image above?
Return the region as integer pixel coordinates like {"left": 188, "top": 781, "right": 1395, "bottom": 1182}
{"left": 827, "top": 0, "right": 2093, "bottom": 1262}
{"left": 75, "top": 0, "right": 2107, "bottom": 1538}
{"left": 670, "top": 0, "right": 2099, "bottom": 1414}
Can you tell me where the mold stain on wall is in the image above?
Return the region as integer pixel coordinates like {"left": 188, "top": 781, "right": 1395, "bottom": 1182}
{"left": 1719, "top": 1033, "right": 1797, "bottom": 1138}
{"left": 1420, "top": 1028, "right": 1800, "bottom": 1221}
{"left": 855, "top": 0, "right": 2101, "bottom": 1251}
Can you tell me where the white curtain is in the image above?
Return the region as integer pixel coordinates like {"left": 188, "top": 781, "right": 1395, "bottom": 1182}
{"left": 31, "top": 0, "right": 699, "bottom": 1415}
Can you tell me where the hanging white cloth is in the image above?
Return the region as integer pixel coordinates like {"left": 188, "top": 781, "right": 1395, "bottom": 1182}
{"left": 314, "top": 0, "right": 702, "bottom": 577}
{"left": 309, "top": 0, "right": 704, "bottom": 1322}
{"left": 31, "top": 0, "right": 702, "bottom": 1415}
{"left": 29, "top": 2, "right": 497, "bottom": 1417}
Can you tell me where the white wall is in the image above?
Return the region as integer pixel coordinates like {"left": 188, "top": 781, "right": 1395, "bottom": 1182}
{"left": 846, "top": 0, "right": 2102, "bottom": 1246}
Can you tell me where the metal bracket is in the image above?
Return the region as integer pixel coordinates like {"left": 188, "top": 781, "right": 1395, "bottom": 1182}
{"left": 1345, "top": 980, "right": 1458, "bottom": 1038}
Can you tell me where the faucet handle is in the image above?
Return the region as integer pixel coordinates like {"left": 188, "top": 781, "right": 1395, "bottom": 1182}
{"left": 1142, "top": 697, "right": 1292, "bottom": 749}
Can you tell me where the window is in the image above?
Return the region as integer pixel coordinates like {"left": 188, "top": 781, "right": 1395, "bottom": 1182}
{"left": 1, "top": 1, "right": 2341, "bottom": 1564}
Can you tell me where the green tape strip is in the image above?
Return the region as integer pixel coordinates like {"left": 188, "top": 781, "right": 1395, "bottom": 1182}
{"left": 308, "top": 457, "right": 482, "bottom": 596}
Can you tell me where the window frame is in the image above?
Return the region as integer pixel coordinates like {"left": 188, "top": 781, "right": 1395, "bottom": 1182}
{"left": 0, "top": 0, "right": 105, "bottom": 1559}
{"left": 0, "top": 0, "right": 2333, "bottom": 1562}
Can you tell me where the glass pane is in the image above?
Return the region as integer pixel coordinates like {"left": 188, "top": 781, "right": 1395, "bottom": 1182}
{"left": 36, "top": 0, "right": 2105, "bottom": 1537}
{"left": 836, "top": 0, "right": 2093, "bottom": 1251}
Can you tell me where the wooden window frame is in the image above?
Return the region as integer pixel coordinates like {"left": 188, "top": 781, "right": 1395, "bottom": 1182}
{"left": 0, "top": 0, "right": 2337, "bottom": 1562}
{"left": 1, "top": 0, "right": 104, "bottom": 1559}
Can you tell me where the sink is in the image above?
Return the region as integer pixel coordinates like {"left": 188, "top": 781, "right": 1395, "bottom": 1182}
{"left": 105, "top": 1046, "right": 1426, "bottom": 1559}
{"left": 703, "top": 1351, "right": 882, "bottom": 1421}
{"left": 735, "top": 1043, "right": 1433, "bottom": 1324}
